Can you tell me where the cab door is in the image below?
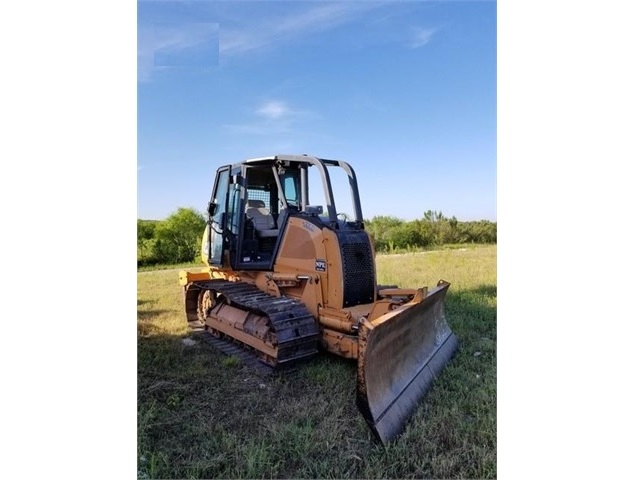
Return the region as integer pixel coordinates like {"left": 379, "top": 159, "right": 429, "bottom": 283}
{"left": 205, "top": 166, "right": 231, "bottom": 266}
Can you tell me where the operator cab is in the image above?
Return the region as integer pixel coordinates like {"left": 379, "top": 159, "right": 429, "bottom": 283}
{"left": 205, "top": 155, "right": 365, "bottom": 271}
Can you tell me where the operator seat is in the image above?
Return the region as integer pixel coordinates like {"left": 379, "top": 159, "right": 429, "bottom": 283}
{"left": 246, "top": 199, "right": 278, "bottom": 238}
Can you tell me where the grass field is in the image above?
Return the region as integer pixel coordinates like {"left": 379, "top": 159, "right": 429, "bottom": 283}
{"left": 137, "top": 245, "right": 496, "bottom": 479}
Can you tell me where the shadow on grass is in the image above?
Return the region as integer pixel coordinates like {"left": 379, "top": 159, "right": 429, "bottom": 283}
{"left": 137, "top": 284, "right": 497, "bottom": 479}
{"left": 469, "top": 283, "right": 496, "bottom": 298}
{"left": 137, "top": 309, "right": 172, "bottom": 321}
{"left": 446, "top": 283, "right": 497, "bottom": 344}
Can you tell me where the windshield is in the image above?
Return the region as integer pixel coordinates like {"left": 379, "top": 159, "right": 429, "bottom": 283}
{"left": 279, "top": 169, "right": 300, "bottom": 208}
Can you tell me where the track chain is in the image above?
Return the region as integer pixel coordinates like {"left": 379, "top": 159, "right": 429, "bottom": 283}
{"left": 186, "top": 279, "right": 320, "bottom": 368}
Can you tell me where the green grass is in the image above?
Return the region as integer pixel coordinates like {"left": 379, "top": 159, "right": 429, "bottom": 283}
{"left": 137, "top": 261, "right": 202, "bottom": 272}
{"left": 138, "top": 244, "right": 496, "bottom": 479}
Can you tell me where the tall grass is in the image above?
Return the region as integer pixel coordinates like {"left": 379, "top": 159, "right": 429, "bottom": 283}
{"left": 138, "top": 245, "right": 496, "bottom": 479}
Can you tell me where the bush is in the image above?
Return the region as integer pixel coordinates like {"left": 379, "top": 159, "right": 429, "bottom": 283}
{"left": 137, "top": 208, "right": 206, "bottom": 266}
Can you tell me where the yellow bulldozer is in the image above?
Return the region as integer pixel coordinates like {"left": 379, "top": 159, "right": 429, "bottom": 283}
{"left": 179, "top": 154, "right": 458, "bottom": 443}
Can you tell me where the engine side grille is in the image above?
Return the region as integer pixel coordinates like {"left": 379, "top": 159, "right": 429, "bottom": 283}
{"left": 338, "top": 231, "right": 375, "bottom": 307}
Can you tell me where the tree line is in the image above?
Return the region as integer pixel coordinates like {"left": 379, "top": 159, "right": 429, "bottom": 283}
{"left": 364, "top": 210, "right": 497, "bottom": 253}
{"left": 137, "top": 207, "right": 497, "bottom": 267}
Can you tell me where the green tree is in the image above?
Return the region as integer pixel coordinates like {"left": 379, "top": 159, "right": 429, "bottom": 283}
{"left": 364, "top": 215, "right": 405, "bottom": 252}
{"left": 152, "top": 208, "right": 206, "bottom": 264}
{"left": 137, "top": 219, "right": 158, "bottom": 259}
{"left": 390, "top": 220, "right": 425, "bottom": 250}
{"left": 423, "top": 209, "right": 445, "bottom": 223}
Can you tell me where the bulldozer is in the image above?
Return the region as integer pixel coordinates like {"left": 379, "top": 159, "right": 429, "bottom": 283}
{"left": 179, "top": 154, "right": 458, "bottom": 443}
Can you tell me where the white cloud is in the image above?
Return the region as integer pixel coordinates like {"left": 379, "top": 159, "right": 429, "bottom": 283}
{"left": 256, "top": 101, "right": 293, "bottom": 120}
{"left": 155, "top": 24, "right": 217, "bottom": 55}
{"left": 138, "top": 3, "right": 376, "bottom": 80}
{"left": 138, "top": 23, "right": 219, "bottom": 82}
{"left": 409, "top": 27, "right": 437, "bottom": 48}
{"left": 224, "top": 100, "right": 313, "bottom": 136}
{"left": 219, "top": 2, "right": 386, "bottom": 57}
{"left": 137, "top": 3, "right": 434, "bottom": 81}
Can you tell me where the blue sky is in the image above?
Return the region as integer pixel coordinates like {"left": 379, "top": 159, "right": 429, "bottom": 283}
{"left": 137, "top": 0, "right": 496, "bottom": 222}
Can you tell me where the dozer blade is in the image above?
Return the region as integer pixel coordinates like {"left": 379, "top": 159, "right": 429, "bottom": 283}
{"left": 356, "top": 280, "right": 458, "bottom": 444}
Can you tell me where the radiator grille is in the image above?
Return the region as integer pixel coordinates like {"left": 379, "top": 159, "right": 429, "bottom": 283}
{"left": 340, "top": 235, "right": 375, "bottom": 307}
